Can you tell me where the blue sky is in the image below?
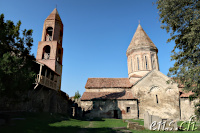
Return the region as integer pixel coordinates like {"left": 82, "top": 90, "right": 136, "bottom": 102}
{"left": 1, "top": 0, "right": 175, "bottom": 97}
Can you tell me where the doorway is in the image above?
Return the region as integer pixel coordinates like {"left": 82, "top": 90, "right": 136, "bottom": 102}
{"left": 114, "top": 110, "right": 118, "bottom": 119}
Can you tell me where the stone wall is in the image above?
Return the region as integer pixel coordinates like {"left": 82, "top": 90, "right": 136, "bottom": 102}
{"left": 132, "top": 70, "right": 180, "bottom": 120}
{"left": 180, "top": 98, "right": 198, "bottom": 121}
{"left": 81, "top": 101, "right": 93, "bottom": 111}
{"left": 81, "top": 99, "right": 138, "bottom": 119}
{"left": 118, "top": 100, "right": 138, "bottom": 119}
{"left": 0, "top": 86, "right": 71, "bottom": 115}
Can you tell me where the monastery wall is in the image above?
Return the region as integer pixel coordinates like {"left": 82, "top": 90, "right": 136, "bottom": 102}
{"left": 180, "top": 98, "right": 198, "bottom": 121}
{"left": 81, "top": 100, "right": 138, "bottom": 119}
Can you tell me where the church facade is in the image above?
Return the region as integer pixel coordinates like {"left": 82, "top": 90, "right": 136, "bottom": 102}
{"left": 81, "top": 24, "right": 197, "bottom": 120}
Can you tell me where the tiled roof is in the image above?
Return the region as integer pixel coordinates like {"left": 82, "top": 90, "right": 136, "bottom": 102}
{"left": 179, "top": 89, "right": 195, "bottom": 98}
{"left": 171, "top": 78, "right": 196, "bottom": 97}
{"left": 85, "top": 78, "right": 132, "bottom": 89}
{"left": 81, "top": 91, "right": 136, "bottom": 100}
{"left": 46, "top": 8, "right": 62, "bottom": 22}
{"left": 127, "top": 24, "right": 157, "bottom": 55}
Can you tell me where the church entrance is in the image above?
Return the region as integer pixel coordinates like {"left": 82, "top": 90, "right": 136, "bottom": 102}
{"left": 114, "top": 110, "right": 118, "bottom": 119}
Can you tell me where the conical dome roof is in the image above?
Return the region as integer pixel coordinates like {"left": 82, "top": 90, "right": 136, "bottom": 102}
{"left": 46, "top": 8, "right": 62, "bottom": 22}
{"left": 126, "top": 24, "right": 157, "bottom": 55}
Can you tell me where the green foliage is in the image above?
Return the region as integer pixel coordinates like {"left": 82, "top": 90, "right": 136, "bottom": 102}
{"left": 156, "top": 0, "right": 200, "bottom": 118}
{"left": 74, "top": 91, "right": 81, "bottom": 99}
{"left": 156, "top": 0, "right": 200, "bottom": 93}
{"left": 0, "top": 14, "right": 35, "bottom": 97}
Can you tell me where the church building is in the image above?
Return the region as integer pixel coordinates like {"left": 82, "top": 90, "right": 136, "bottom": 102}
{"left": 81, "top": 24, "right": 197, "bottom": 120}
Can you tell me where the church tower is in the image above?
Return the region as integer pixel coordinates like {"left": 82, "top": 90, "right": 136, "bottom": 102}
{"left": 126, "top": 24, "right": 159, "bottom": 83}
{"left": 36, "top": 8, "right": 63, "bottom": 90}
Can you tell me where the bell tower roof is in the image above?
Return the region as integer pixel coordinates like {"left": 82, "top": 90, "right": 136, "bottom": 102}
{"left": 46, "top": 8, "right": 62, "bottom": 22}
{"left": 126, "top": 24, "right": 157, "bottom": 55}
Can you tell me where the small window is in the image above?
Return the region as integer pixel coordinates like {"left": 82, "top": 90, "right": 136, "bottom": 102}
{"left": 46, "top": 27, "right": 53, "bottom": 41}
{"left": 126, "top": 107, "right": 130, "bottom": 113}
{"left": 156, "top": 95, "right": 158, "bottom": 104}
{"left": 137, "top": 57, "right": 140, "bottom": 70}
{"left": 151, "top": 54, "right": 155, "bottom": 69}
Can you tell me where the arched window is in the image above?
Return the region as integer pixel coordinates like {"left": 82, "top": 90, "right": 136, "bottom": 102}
{"left": 156, "top": 95, "right": 158, "bottom": 104}
{"left": 42, "top": 45, "right": 51, "bottom": 60}
{"left": 151, "top": 54, "right": 155, "bottom": 69}
{"left": 145, "top": 56, "right": 148, "bottom": 70}
{"left": 137, "top": 57, "right": 140, "bottom": 70}
{"left": 57, "top": 49, "right": 62, "bottom": 62}
{"left": 131, "top": 58, "right": 133, "bottom": 72}
{"left": 46, "top": 27, "right": 53, "bottom": 41}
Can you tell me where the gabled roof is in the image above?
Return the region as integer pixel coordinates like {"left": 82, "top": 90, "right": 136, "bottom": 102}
{"left": 127, "top": 24, "right": 157, "bottom": 55}
{"left": 46, "top": 8, "right": 62, "bottom": 22}
{"left": 81, "top": 91, "right": 137, "bottom": 100}
{"left": 132, "top": 69, "right": 175, "bottom": 87}
{"left": 85, "top": 78, "right": 132, "bottom": 89}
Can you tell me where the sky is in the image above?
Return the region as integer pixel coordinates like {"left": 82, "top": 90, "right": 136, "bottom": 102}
{"left": 1, "top": 0, "right": 176, "bottom": 97}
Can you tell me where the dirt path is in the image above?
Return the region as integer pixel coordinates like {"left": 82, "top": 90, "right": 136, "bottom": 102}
{"left": 87, "top": 121, "right": 93, "bottom": 128}
{"left": 77, "top": 121, "right": 93, "bottom": 133}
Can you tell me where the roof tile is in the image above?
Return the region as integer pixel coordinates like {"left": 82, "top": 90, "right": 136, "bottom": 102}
{"left": 81, "top": 91, "right": 136, "bottom": 100}
{"left": 85, "top": 78, "right": 132, "bottom": 88}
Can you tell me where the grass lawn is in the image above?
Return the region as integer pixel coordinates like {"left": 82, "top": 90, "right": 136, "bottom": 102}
{"left": 0, "top": 113, "right": 199, "bottom": 133}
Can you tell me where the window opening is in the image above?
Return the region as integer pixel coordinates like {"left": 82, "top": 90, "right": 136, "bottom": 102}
{"left": 126, "top": 107, "right": 130, "bottom": 113}
{"left": 131, "top": 58, "right": 133, "bottom": 72}
{"left": 156, "top": 95, "right": 158, "bottom": 104}
{"left": 46, "top": 27, "right": 53, "bottom": 41}
{"left": 145, "top": 56, "right": 148, "bottom": 70}
{"left": 151, "top": 55, "right": 155, "bottom": 69}
{"left": 137, "top": 57, "right": 140, "bottom": 70}
{"left": 42, "top": 45, "right": 51, "bottom": 60}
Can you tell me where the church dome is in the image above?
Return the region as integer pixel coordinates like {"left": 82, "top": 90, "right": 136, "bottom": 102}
{"left": 126, "top": 24, "right": 159, "bottom": 83}
{"left": 126, "top": 24, "right": 157, "bottom": 56}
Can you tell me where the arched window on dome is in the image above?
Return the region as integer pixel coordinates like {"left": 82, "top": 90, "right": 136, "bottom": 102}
{"left": 145, "top": 56, "right": 148, "bottom": 70}
{"left": 137, "top": 57, "right": 140, "bottom": 70}
{"left": 151, "top": 54, "right": 155, "bottom": 69}
{"left": 131, "top": 57, "right": 133, "bottom": 72}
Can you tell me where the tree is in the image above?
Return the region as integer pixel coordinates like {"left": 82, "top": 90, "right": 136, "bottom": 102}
{"left": 156, "top": 0, "right": 200, "bottom": 93}
{"left": 156, "top": 0, "right": 200, "bottom": 117}
{"left": 74, "top": 91, "right": 81, "bottom": 99}
{"left": 0, "top": 14, "right": 36, "bottom": 97}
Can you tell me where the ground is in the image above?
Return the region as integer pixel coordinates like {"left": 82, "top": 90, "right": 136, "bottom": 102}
{"left": 0, "top": 113, "right": 200, "bottom": 133}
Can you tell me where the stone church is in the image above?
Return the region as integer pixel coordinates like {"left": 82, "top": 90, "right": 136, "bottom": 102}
{"left": 81, "top": 24, "right": 197, "bottom": 120}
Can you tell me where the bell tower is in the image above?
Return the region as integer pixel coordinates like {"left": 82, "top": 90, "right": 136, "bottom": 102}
{"left": 36, "top": 8, "right": 63, "bottom": 90}
{"left": 126, "top": 24, "right": 159, "bottom": 84}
